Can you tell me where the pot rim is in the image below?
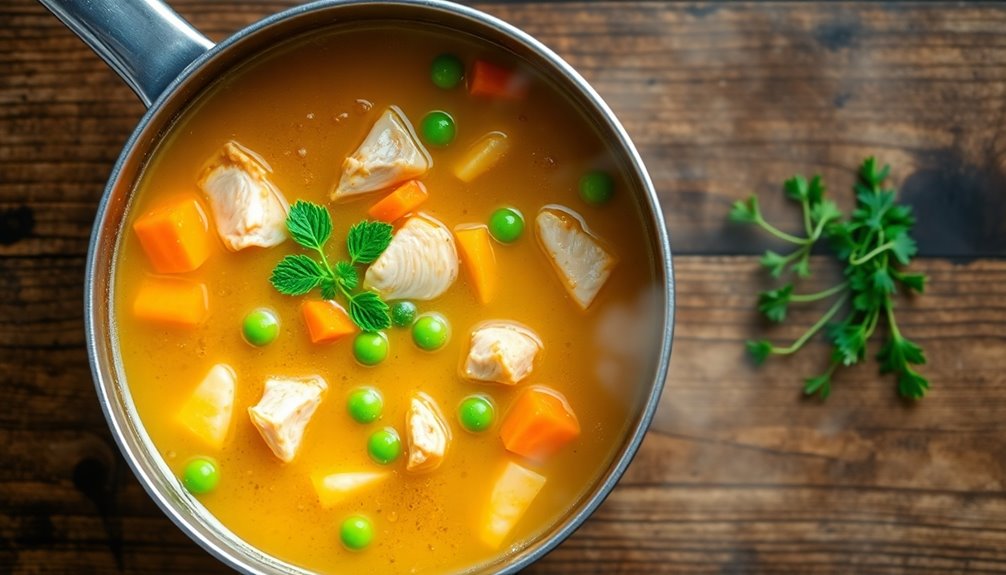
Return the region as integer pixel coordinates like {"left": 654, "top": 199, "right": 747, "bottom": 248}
{"left": 84, "top": 1, "right": 675, "bottom": 573}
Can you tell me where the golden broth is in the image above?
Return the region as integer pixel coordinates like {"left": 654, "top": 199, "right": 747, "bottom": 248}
{"left": 114, "top": 24, "right": 660, "bottom": 574}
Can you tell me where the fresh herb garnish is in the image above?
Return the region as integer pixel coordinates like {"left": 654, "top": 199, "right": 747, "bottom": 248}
{"left": 729, "top": 158, "right": 929, "bottom": 400}
{"left": 270, "top": 201, "right": 393, "bottom": 331}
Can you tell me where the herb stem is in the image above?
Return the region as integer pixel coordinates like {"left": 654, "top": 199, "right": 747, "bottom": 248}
{"left": 789, "top": 282, "right": 849, "bottom": 303}
{"left": 801, "top": 198, "right": 813, "bottom": 237}
{"left": 754, "top": 214, "right": 809, "bottom": 245}
{"left": 883, "top": 295, "right": 902, "bottom": 341}
{"left": 769, "top": 294, "right": 848, "bottom": 356}
{"left": 849, "top": 240, "right": 894, "bottom": 266}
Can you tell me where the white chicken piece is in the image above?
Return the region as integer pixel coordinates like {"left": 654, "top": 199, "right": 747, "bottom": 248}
{"left": 198, "top": 141, "right": 290, "bottom": 251}
{"left": 177, "top": 364, "right": 236, "bottom": 450}
{"left": 463, "top": 322, "right": 542, "bottom": 385}
{"left": 363, "top": 214, "right": 458, "bottom": 300}
{"left": 248, "top": 376, "right": 328, "bottom": 463}
{"left": 405, "top": 392, "right": 451, "bottom": 473}
{"left": 535, "top": 206, "right": 617, "bottom": 310}
{"left": 332, "top": 106, "right": 432, "bottom": 200}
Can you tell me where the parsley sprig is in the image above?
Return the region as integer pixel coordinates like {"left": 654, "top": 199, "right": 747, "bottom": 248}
{"left": 730, "top": 158, "right": 929, "bottom": 400}
{"left": 270, "top": 201, "right": 393, "bottom": 331}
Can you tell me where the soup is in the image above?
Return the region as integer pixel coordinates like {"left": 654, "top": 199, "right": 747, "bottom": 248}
{"left": 114, "top": 22, "right": 660, "bottom": 574}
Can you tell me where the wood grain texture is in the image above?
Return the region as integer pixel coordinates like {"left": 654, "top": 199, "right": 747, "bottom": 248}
{"left": 3, "top": 1, "right": 1006, "bottom": 574}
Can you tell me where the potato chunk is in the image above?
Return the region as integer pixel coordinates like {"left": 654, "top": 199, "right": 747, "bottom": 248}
{"left": 177, "top": 364, "right": 236, "bottom": 450}
{"left": 463, "top": 322, "right": 542, "bottom": 385}
{"left": 535, "top": 206, "right": 617, "bottom": 310}
{"left": 480, "top": 461, "right": 546, "bottom": 548}
{"left": 311, "top": 471, "right": 389, "bottom": 508}
{"left": 454, "top": 131, "right": 510, "bottom": 183}
{"left": 198, "top": 141, "right": 290, "bottom": 251}
{"left": 248, "top": 376, "right": 328, "bottom": 463}
{"left": 363, "top": 214, "right": 458, "bottom": 301}
{"left": 405, "top": 392, "right": 451, "bottom": 473}
{"left": 333, "top": 106, "right": 432, "bottom": 200}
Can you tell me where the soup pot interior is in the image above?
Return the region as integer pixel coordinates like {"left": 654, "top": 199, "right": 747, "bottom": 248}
{"left": 83, "top": 1, "right": 674, "bottom": 573}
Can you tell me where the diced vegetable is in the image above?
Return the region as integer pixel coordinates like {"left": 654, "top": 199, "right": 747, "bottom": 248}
{"left": 579, "top": 170, "right": 615, "bottom": 205}
{"left": 347, "top": 387, "right": 383, "bottom": 424}
{"left": 431, "top": 53, "right": 464, "bottom": 89}
{"left": 177, "top": 364, "right": 236, "bottom": 449}
{"left": 242, "top": 307, "right": 279, "bottom": 347}
{"left": 301, "top": 300, "right": 357, "bottom": 344}
{"left": 390, "top": 301, "right": 418, "bottom": 327}
{"left": 458, "top": 395, "right": 495, "bottom": 433}
{"left": 182, "top": 457, "right": 220, "bottom": 495}
{"left": 463, "top": 322, "right": 542, "bottom": 385}
{"left": 312, "top": 471, "right": 388, "bottom": 508}
{"left": 340, "top": 515, "right": 374, "bottom": 550}
{"left": 421, "top": 110, "right": 457, "bottom": 147}
{"left": 412, "top": 313, "right": 450, "bottom": 351}
{"left": 405, "top": 392, "right": 451, "bottom": 473}
{"left": 454, "top": 131, "right": 510, "bottom": 183}
{"left": 480, "top": 461, "right": 546, "bottom": 548}
{"left": 133, "top": 275, "right": 208, "bottom": 327}
{"left": 469, "top": 60, "right": 528, "bottom": 100}
{"left": 499, "top": 386, "right": 580, "bottom": 460}
{"left": 248, "top": 376, "right": 328, "bottom": 463}
{"left": 132, "top": 195, "right": 212, "bottom": 274}
{"left": 368, "top": 427, "right": 402, "bottom": 464}
{"left": 367, "top": 180, "right": 429, "bottom": 223}
{"left": 454, "top": 225, "right": 498, "bottom": 304}
{"left": 353, "top": 332, "right": 389, "bottom": 366}
{"left": 488, "top": 207, "right": 524, "bottom": 244}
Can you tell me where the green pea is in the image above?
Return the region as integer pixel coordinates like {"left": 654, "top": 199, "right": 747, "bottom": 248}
{"left": 391, "top": 301, "right": 418, "bottom": 328}
{"left": 431, "top": 54, "right": 464, "bottom": 90}
{"left": 182, "top": 457, "right": 219, "bottom": 495}
{"left": 411, "top": 313, "right": 450, "bottom": 351}
{"left": 421, "top": 111, "right": 456, "bottom": 147}
{"left": 353, "top": 332, "right": 389, "bottom": 366}
{"left": 488, "top": 207, "right": 524, "bottom": 243}
{"left": 458, "top": 395, "right": 495, "bottom": 432}
{"left": 340, "top": 514, "right": 374, "bottom": 551}
{"left": 347, "top": 387, "right": 383, "bottom": 423}
{"left": 368, "top": 427, "right": 401, "bottom": 464}
{"left": 579, "top": 170, "right": 615, "bottom": 205}
{"left": 242, "top": 307, "right": 279, "bottom": 347}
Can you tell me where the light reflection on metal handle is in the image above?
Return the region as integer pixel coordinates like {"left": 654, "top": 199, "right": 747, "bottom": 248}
{"left": 38, "top": 0, "right": 214, "bottom": 108}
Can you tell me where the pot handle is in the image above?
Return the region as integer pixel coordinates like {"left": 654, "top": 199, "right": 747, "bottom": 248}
{"left": 38, "top": 0, "right": 214, "bottom": 108}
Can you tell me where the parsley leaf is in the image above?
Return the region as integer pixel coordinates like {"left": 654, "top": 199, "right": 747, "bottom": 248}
{"left": 760, "top": 250, "right": 789, "bottom": 278}
{"left": 729, "top": 196, "right": 760, "bottom": 223}
{"left": 758, "top": 285, "right": 793, "bottom": 323}
{"left": 286, "top": 201, "right": 332, "bottom": 251}
{"left": 347, "top": 221, "right": 393, "bottom": 265}
{"left": 270, "top": 254, "right": 326, "bottom": 295}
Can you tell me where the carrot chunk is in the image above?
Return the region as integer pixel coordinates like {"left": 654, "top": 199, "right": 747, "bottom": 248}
{"left": 133, "top": 275, "right": 208, "bottom": 327}
{"left": 301, "top": 300, "right": 357, "bottom": 344}
{"left": 500, "top": 386, "right": 580, "bottom": 460}
{"left": 469, "top": 60, "right": 528, "bottom": 100}
{"left": 454, "top": 225, "right": 497, "bottom": 304}
{"left": 367, "top": 180, "right": 429, "bottom": 223}
{"left": 132, "top": 195, "right": 213, "bottom": 273}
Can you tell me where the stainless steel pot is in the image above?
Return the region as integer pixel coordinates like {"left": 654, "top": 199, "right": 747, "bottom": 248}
{"left": 40, "top": 0, "right": 675, "bottom": 572}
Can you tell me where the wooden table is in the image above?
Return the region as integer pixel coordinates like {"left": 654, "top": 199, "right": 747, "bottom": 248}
{"left": 4, "top": 1, "right": 1005, "bottom": 573}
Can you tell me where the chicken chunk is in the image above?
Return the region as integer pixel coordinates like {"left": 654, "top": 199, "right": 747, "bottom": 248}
{"left": 463, "top": 322, "right": 542, "bottom": 385}
{"left": 364, "top": 214, "right": 458, "bottom": 300}
{"left": 332, "top": 106, "right": 432, "bottom": 200}
{"left": 405, "top": 392, "right": 451, "bottom": 473}
{"left": 535, "top": 206, "right": 617, "bottom": 310}
{"left": 198, "top": 141, "right": 290, "bottom": 251}
{"left": 248, "top": 376, "right": 327, "bottom": 463}
{"left": 177, "top": 364, "right": 236, "bottom": 450}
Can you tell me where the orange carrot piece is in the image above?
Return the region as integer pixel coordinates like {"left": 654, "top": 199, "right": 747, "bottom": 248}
{"left": 469, "top": 60, "right": 528, "bottom": 100}
{"left": 133, "top": 195, "right": 213, "bottom": 273}
{"left": 367, "top": 180, "right": 429, "bottom": 223}
{"left": 454, "top": 225, "right": 497, "bottom": 304}
{"left": 500, "top": 386, "right": 580, "bottom": 460}
{"left": 133, "top": 276, "right": 208, "bottom": 327}
{"left": 301, "top": 300, "right": 357, "bottom": 344}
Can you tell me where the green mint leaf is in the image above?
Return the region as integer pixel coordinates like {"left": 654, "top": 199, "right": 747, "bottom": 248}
{"left": 270, "top": 254, "right": 326, "bottom": 296}
{"left": 898, "top": 368, "right": 929, "bottom": 400}
{"left": 803, "top": 373, "right": 832, "bottom": 398}
{"left": 348, "top": 291, "right": 391, "bottom": 331}
{"left": 347, "top": 221, "right": 394, "bottom": 264}
{"left": 335, "top": 261, "right": 359, "bottom": 290}
{"left": 746, "top": 340, "right": 774, "bottom": 365}
{"left": 320, "top": 278, "right": 338, "bottom": 300}
{"left": 890, "top": 234, "right": 918, "bottom": 265}
{"left": 807, "top": 175, "right": 825, "bottom": 205}
{"left": 286, "top": 201, "right": 333, "bottom": 251}
{"left": 894, "top": 272, "right": 926, "bottom": 293}
{"left": 784, "top": 175, "right": 809, "bottom": 203}
{"left": 760, "top": 250, "right": 788, "bottom": 278}
{"left": 757, "top": 284, "right": 793, "bottom": 323}
{"left": 728, "top": 196, "right": 759, "bottom": 223}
